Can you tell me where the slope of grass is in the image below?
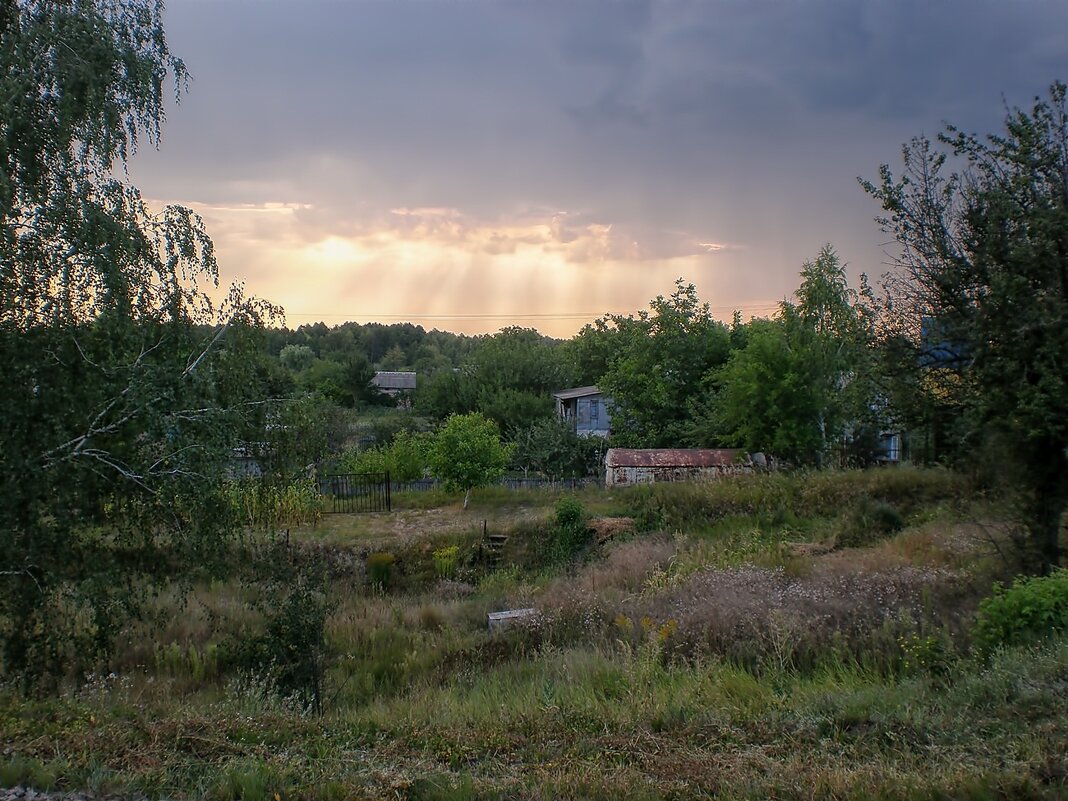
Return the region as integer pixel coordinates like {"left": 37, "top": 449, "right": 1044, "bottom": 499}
{"left": 2, "top": 467, "right": 1064, "bottom": 800}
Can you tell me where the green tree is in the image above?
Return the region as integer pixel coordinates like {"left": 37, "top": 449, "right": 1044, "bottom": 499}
{"left": 0, "top": 0, "right": 278, "bottom": 680}
{"left": 415, "top": 367, "right": 478, "bottom": 419}
{"left": 376, "top": 343, "right": 408, "bottom": 371}
{"left": 297, "top": 354, "right": 379, "bottom": 408}
{"left": 709, "top": 248, "right": 877, "bottom": 465}
{"left": 598, "top": 280, "right": 731, "bottom": 447}
{"left": 279, "top": 343, "right": 316, "bottom": 372}
{"left": 561, "top": 318, "right": 624, "bottom": 387}
{"left": 707, "top": 317, "right": 815, "bottom": 460}
{"left": 415, "top": 327, "right": 566, "bottom": 432}
{"left": 427, "top": 413, "right": 514, "bottom": 508}
{"left": 862, "top": 81, "right": 1068, "bottom": 573}
{"left": 511, "top": 416, "right": 603, "bottom": 480}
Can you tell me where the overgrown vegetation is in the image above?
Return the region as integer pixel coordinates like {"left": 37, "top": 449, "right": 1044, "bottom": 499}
{"left": 973, "top": 570, "right": 1068, "bottom": 656}
{"left": 2, "top": 469, "right": 1066, "bottom": 799}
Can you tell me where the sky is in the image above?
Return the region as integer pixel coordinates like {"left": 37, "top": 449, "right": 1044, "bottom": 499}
{"left": 128, "top": 0, "right": 1068, "bottom": 338}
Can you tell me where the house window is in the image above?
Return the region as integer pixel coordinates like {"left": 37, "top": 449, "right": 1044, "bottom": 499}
{"left": 886, "top": 434, "right": 901, "bottom": 461}
{"left": 590, "top": 400, "right": 599, "bottom": 420}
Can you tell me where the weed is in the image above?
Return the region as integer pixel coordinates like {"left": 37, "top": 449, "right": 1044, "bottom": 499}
{"left": 153, "top": 641, "right": 219, "bottom": 684}
{"left": 836, "top": 496, "right": 905, "bottom": 548}
{"left": 366, "top": 551, "right": 396, "bottom": 591}
{"left": 211, "top": 760, "right": 276, "bottom": 801}
{"left": 973, "top": 569, "right": 1068, "bottom": 656}
{"left": 433, "top": 545, "right": 460, "bottom": 579}
{"left": 899, "top": 630, "right": 956, "bottom": 677}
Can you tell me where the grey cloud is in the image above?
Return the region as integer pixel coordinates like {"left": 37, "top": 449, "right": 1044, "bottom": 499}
{"left": 560, "top": 0, "right": 1068, "bottom": 135}
{"left": 131, "top": 0, "right": 1068, "bottom": 308}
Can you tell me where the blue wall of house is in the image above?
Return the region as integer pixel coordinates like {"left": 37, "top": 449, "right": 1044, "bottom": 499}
{"left": 574, "top": 395, "right": 611, "bottom": 437}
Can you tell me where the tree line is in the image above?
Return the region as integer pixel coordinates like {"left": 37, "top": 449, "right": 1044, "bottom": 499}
{"left": 264, "top": 252, "right": 881, "bottom": 469}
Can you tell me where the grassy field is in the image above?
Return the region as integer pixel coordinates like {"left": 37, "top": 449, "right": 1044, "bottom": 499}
{"left": 2, "top": 467, "right": 1066, "bottom": 800}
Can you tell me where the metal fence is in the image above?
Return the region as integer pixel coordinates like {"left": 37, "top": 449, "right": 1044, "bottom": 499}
{"left": 318, "top": 474, "right": 601, "bottom": 513}
{"left": 318, "top": 472, "right": 391, "bottom": 513}
{"left": 388, "top": 476, "right": 600, "bottom": 493}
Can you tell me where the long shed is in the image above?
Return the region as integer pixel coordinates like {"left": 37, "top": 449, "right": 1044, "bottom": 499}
{"left": 604, "top": 448, "right": 750, "bottom": 487}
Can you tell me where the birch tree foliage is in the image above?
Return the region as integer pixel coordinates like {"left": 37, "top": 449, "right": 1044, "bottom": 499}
{"left": 1, "top": 0, "right": 279, "bottom": 680}
{"left": 709, "top": 247, "right": 878, "bottom": 465}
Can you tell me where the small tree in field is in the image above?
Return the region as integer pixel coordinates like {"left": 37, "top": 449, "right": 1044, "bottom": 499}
{"left": 428, "top": 413, "right": 514, "bottom": 508}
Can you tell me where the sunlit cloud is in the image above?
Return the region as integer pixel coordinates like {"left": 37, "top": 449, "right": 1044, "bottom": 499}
{"left": 700, "top": 241, "right": 743, "bottom": 253}
{"left": 150, "top": 197, "right": 748, "bottom": 336}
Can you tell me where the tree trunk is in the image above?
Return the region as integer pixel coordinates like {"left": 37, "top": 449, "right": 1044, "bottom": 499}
{"left": 463, "top": 487, "right": 471, "bottom": 510}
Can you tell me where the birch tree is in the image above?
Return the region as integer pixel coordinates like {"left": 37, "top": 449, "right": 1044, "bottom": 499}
{"left": 1, "top": 0, "right": 279, "bottom": 679}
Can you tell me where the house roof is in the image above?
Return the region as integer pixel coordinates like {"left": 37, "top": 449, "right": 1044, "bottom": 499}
{"left": 552, "top": 385, "right": 601, "bottom": 401}
{"left": 605, "top": 448, "right": 747, "bottom": 468}
{"left": 372, "top": 371, "right": 417, "bottom": 390}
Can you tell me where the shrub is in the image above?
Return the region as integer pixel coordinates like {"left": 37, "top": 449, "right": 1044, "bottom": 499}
{"left": 223, "top": 570, "right": 334, "bottom": 714}
{"left": 555, "top": 497, "right": 585, "bottom": 530}
{"left": 366, "top": 552, "right": 397, "bottom": 590}
{"left": 432, "top": 545, "right": 460, "bottom": 579}
{"left": 973, "top": 570, "right": 1068, "bottom": 655}
{"left": 551, "top": 497, "right": 590, "bottom": 563}
{"left": 835, "top": 496, "right": 904, "bottom": 548}
{"left": 338, "top": 430, "right": 431, "bottom": 482}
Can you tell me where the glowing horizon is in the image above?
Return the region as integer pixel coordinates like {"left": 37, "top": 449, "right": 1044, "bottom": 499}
{"left": 168, "top": 198, "right": 782, "bottom": 338}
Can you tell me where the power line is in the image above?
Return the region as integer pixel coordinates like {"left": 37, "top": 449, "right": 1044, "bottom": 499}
{"left": 281, "top": 303, "right": 782, "bottom": 321}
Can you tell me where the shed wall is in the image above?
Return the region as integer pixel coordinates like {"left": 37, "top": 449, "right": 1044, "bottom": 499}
{"left": 605, "top": 462, "right": 750, "bottom": 487}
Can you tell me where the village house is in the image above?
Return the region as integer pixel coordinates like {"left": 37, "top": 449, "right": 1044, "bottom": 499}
{"left": 372, "top": 371, "right": 417, "bottom": 406}
{"left": 552, "top": 385, "right": 612, "bottom": 437}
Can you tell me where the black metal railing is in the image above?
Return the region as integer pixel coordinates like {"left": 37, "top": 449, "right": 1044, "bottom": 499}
{"left": 318, "top": 472, "right": 391, "bottom": 513}
{"left": 388, "top": 476, "right": 600, "bottom": 493}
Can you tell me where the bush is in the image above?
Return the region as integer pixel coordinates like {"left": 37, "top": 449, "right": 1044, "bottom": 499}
{"left": 555, "top": 497, "right": 586, "bottom": 530}
{"left": 222, "top": 569, "right": 333, "bottom": 714}
{"left": 973, "top": 570, "right": 1068, "bottom": 655}
{"left": 835, "top": 496, "right": 904, "bottom": 548}
{"left": 338, "top": 430, "right": 431, "bottom": 482}
{"left": 367, "top": 552, "right": 396, "bottom": 590}
{"left": 550, "top": 497, "right": 590, "bottom": 564}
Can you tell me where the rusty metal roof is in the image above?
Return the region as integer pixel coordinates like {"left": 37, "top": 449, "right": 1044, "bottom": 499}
{"left": 605, "top": 448, "right": 747, "bottom": 468}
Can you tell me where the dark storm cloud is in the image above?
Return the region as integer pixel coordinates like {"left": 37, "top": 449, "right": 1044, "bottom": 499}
{"left": 559, "top": 0, "right": 1067, "bottom": 135}
{"left": 149, "top": 0, "right": 1068, "bottom": 193}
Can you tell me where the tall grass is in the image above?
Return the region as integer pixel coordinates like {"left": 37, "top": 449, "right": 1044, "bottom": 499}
{"left": 626, "top": 465, "right": 967, "bottom": 531}
{"left": 3, "top": 467, "right": 1062, "bottom": 800}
